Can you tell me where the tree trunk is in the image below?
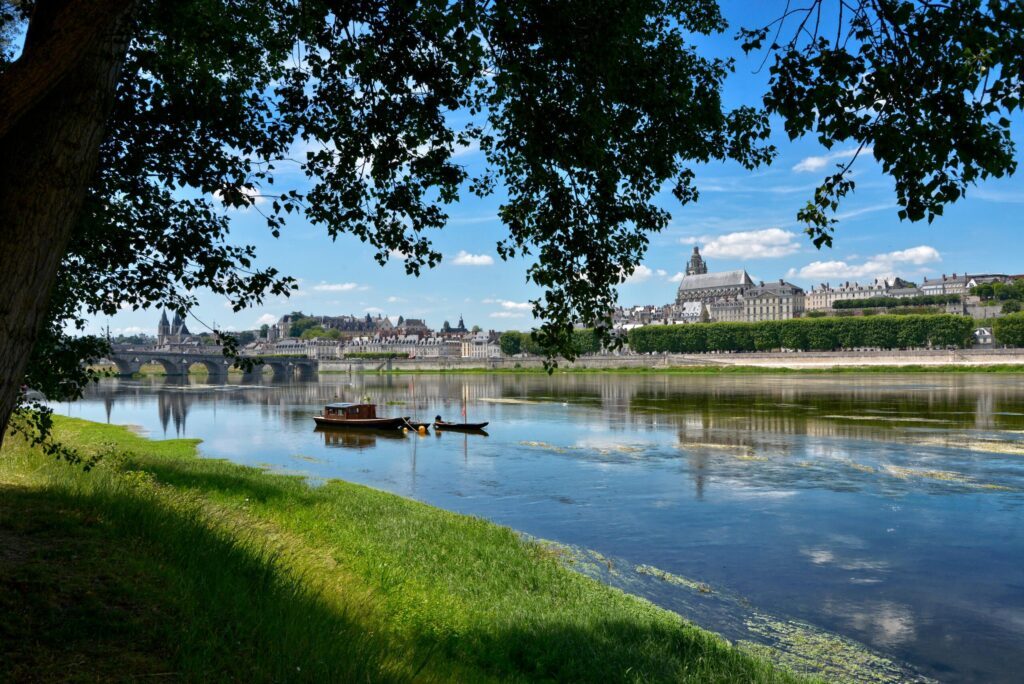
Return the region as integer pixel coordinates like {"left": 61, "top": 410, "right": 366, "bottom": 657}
{"left": 0, "top": 3, "right": 134, "bottom": 446}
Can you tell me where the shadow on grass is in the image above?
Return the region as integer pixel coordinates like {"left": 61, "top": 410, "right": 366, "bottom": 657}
{"left": 0, "top": 482, "right": 416, "bottom": 683}
{"left": 132, "top": 456, "right": 312, "bottom": 506}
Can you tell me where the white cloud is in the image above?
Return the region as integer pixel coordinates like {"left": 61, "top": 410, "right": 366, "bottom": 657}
{"left": 697, "top": 228, "right": 801, "bottom": 259}
{"left": 386, "top": 296, "right": 406, "bottom": 303}
{"left": 255, "top": 313, "right": 278, "bottom": 326}
{"left": 788, "top": 245, "right": 941, "bottom": 281}
{"left": 668, "top": 272, "right": 686, "bottom": 283}
{"left": 451, "top": 250, "right": 494, "bottom": 266}
{"left": 451, "top": 140, "right": 481, "bottom": 157}
{"left": 114, "top": 326, "right": 147, "bottom": 335}
{"left": 311, "top": 282, "right": 366, "bottom": 292}
{"left": 622, "top": 265, "right": 668, "bottom": 284}
{"left": 793, "top": 147, "right": 872, "bottom": 173}
{"left": 489, "top": 311, "right": 525, "bottom": 319}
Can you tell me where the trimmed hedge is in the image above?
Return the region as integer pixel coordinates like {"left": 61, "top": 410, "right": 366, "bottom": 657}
{"left": 832, "top": 294, "right": 960, "bottom": 309}
{"left": 994, "top": 314, "right": 1024, "bottom": 347}
{"left": 627, "top": 315, "right": 975, "bottom": 353}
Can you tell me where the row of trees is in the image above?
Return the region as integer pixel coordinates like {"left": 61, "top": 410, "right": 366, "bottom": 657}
{"left": 627, "top": 315, "right": 976, "bottom": 353}
{"left": 974, "top": 280, "right": 1024, "bottom": 302}
{"left": 994, "top": 314, "right": 1024, "bottom": 347}
{"left": 832, "top": 294, "right": 960, "bottom": 310}
{"left": 499, "top": 330, "right": 603, "bottom": 357}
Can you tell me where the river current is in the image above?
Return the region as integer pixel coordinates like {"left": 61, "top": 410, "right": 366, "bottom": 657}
{"left": 56, "top": 373, "right": 1024, "bottom": 682}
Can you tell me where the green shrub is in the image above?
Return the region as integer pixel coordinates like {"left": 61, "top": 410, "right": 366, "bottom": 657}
{"left": 994, "top": 314, "right": 1024, "bottom": 347}
{"left": 627, "top": 315, "right": 975, "bottom": 353}
{"left": 832, "top": 294, "right": 960, "bottom": 309}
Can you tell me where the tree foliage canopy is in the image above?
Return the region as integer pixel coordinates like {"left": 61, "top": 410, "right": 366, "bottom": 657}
{"left": 741, "top": 0, "right": 1024, "bottom": 246}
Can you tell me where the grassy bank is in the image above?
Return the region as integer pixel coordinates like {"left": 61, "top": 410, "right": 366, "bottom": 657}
{"left": 0, "top": 418, "right": 797, "bottom": 683}
{"left": 325, "top": 363, "right": 1024, "bottom": 375}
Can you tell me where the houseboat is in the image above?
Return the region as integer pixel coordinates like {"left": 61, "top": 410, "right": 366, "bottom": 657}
{"left": 313, "top": 402, "right": 409, "bottom": 430}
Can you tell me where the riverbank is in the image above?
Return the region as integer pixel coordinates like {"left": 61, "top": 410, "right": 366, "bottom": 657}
{"left": 330, "top": 363, "right": 1024, "bottom": 375}
{"left": 321, "top": 348, "right": 1024, "bottom": 373}
{"left": 0, "top": 417, "right": 797, "bottom": 683}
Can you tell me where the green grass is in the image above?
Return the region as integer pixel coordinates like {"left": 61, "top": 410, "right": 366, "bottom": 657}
{"left": 0, "top": 417, "right": 799, "bottom": 683}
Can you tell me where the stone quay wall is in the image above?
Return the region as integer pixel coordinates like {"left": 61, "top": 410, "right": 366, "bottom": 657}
{"left": 318, "top": 348, "right": 1024, "bottom": 372}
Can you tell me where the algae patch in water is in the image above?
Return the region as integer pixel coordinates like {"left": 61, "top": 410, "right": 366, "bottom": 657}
{"left": 913, "top": 434, "right": 1024, "bottom": 456}
{"left": 479, "top": 397, "right": 541, "bottom": 405}
{"left": 739, "top": 613, "right": 935, "bottom": 684}
{"left": 530, "top": 536, "right": 930, "bottom": 684}
{"left": 636, "top": 564, "right": 713, "bottom": 594}
{"left": 519, "top": 440, "right": 568, "bottom": 453}
{"left": 882, "top": 465, "right": 970, "bottom": 483}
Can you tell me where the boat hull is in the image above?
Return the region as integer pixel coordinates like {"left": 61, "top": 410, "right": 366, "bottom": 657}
{"left": 433, "top": 421, "right": 489, "bottom": 432}
{"left": 313, "top": 415, "right": 409, "bottom": 430}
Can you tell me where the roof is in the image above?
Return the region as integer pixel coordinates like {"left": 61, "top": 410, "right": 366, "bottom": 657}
{"left": 746, "top": 281, "right": 804, "bottom": 297}
{"left": 676, "top": 269, "right": 753, "bottom": 291}
{"left": 325, "top": 402, "right": 367, "bottom": 409}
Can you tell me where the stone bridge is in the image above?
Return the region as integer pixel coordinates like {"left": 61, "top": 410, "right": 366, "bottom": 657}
{"left": 108, "top": 349, "right": 319, "bottom": 382}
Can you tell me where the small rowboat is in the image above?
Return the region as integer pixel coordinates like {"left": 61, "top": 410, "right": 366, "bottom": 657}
{"left": 433, "top": 420, "right": 489, "bottom": 432}
{"left": 313, "top": 402, "right": 409, "bottom": 430}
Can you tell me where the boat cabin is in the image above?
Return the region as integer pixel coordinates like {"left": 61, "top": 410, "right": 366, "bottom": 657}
{"left": 323, "top": 402, "right": 377, "bottom": 419}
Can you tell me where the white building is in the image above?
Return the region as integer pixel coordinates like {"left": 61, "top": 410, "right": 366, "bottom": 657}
{"left": 742, "top": 280, "right": 805, "bottom": 321}
{"left": 460, "top": 332, "right": 501, "bottom": 358}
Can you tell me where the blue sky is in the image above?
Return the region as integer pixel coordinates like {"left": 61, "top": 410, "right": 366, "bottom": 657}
{"left": 88, "top": 2, "right": 1024, "bottom": 337}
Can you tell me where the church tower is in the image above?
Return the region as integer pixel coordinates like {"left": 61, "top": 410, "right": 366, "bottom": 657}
{"left": 158, "top": 310, "right": 170, "bottom": 345}
{"left": 686, "top": 246, "right": 708, "bottom": 276}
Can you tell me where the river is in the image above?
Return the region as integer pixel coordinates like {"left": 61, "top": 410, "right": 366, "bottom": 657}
{"left": 55, "top": 372, "right": 1024, "bottom": 682}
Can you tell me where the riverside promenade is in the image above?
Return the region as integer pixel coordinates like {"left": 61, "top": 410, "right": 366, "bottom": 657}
{"left": 319, "top": 348, "right": 1024, "bottom": 372}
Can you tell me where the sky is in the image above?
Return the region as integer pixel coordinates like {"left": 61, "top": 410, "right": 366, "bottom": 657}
{"left": 85, "top": 2, "right": 1024, "bottom": 338}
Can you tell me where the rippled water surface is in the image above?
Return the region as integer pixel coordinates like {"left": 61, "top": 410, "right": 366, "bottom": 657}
{"left": 57, "top": 373, "right": 1024, "bottom": 682}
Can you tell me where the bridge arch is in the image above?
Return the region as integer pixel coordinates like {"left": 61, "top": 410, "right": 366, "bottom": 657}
{"left": 187, "top": 359, "right": 230, "bottom": 380}
{"left": 145, "top": 356, "right": 189, "bottom": 376}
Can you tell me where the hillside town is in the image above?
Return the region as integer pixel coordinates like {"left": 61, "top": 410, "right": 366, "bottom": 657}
{"left": 141, "top": 245, "right": 1024, "bottom": 359}
{"left": 611, "top": 246, "right": 1023, "bottom": 329}
{"left": 151, "top": 309, "right": 504, "bottom": 359}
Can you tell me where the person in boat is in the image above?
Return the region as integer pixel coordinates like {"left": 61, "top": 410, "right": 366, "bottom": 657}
{"left": 435, "top": 414, "right": 443, "bottom": 424}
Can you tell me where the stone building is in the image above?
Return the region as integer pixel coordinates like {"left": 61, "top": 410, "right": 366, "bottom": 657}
{"left": 706, "top": 299, "right": 745, "bottom": 323}
{"left": 674, "top": 247, "right": 754, "bottom": 305}
{"left": 157, "top": 310, "right": 197, "bottom": 347}
{"left": 742, "top": 280, "right": 805, "bottom": 321}
{"left": 460, "top": 331, "right": 501, "bottom": 358}
{"left": 805, "top": 278, "right": 921, "bottom": 311}
{"left": 921, "top": 273, "right": 969, "bottom": 296}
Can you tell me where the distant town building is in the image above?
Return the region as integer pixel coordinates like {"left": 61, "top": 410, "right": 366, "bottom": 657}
{"left": 742, "top": 280, "right": 805, "bottom": 321}
{"left": 806, "top": 278, "right": 921, "bottom": 311}
{"left": 921, "top": 273, "right": 969, "bottom": 296}
{"left": 460, "top": 331, "right": 501, "bottom": 358}
{"left": 674, "top": 247, "right": 754, "bottom": 306}
{"left": 157, "top": 310, "right": 198, "bottom": 348}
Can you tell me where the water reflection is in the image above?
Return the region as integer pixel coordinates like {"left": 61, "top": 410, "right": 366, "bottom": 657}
{"left": 55, "top": 373, "right": 1024, "bottom": 683}
{"left": 316, "top": 426, "right": 407, "bottom": 450}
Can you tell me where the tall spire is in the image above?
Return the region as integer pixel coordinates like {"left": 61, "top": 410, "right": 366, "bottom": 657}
{"left": 686, "top": 246, "right": 707, "bottom": 276}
